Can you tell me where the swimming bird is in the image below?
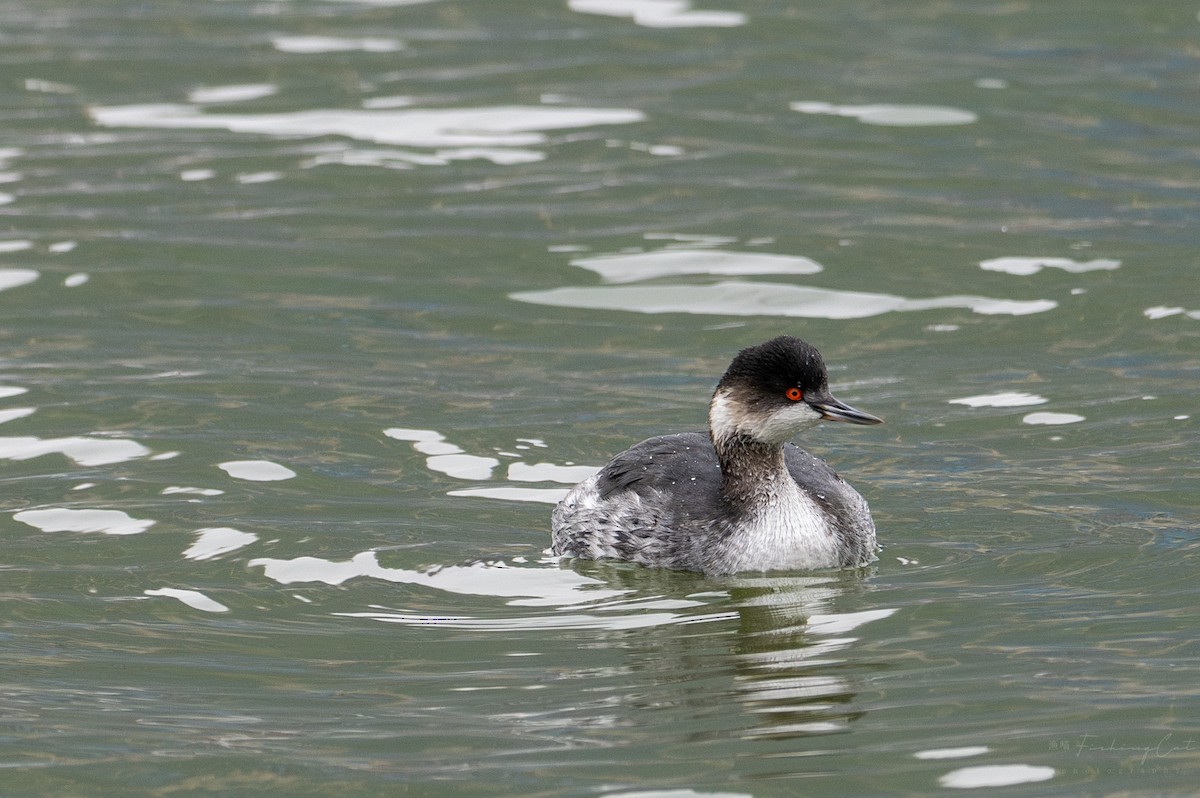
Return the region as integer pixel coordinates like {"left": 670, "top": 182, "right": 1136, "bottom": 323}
{"left": 551, "top": 336, "right": 882, "bottom": 574}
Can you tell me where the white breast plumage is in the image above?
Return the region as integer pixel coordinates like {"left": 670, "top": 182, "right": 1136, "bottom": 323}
{"left": 715, "top": 473, "right": 840, "bottom": 571}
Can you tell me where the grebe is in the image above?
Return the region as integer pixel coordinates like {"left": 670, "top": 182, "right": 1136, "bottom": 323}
{"left": 551, "top": 336, "right": 882, "bottom": 574}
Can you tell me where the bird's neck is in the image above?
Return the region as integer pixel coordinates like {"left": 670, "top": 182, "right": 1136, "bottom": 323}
{"left": 711, "top": 432, "right": 791, "bottom": 509}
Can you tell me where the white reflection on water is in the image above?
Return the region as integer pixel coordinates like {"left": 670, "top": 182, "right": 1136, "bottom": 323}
{"left": 187, "top": 83, "right": 278, "bottom": 104}
{"left": 571, "top": 249, "right": 823, "bottom": 284}
{"left": 1022, "top": 411, "right": 1085, "bottom": 426}
{"left": 25, "top": 79, "right": 75, "bottom": 95}
{"left": 161, "top": 486, "right": 225, "bottom": 497}
{"left": 184, "top": 527, "right": 259, "bottom": 561}
{"left": 337, "top": 607, "right": 736, "bottom": 631}
{"left": 14, "top": 507, "right": 156, "bottom": 535}
{"left": 568, "top": 0, "right": 747, "bottom": 28}
{"left": 0, "top": 407, "right": 36, "bottom": 424}
{"left": 0, "top": 268, "right": 39, "bottom": 292}
{"left": 272, "top": 35, "right": 403, "bottom": 54}
{"left": 915, "top": 746, "right": 990, "bottom": 760}
{"left": 791, "top": 101, "right": 977, "bottom": 126}
{"left": 144, "top": 587, "right": 230, "bottom": 613}
{"left": 302, "top": 145, "right": 546, "bottom": 168}
{"left": 507, "top": 461, "right": 598, "bottom": 483}
{"left": 0, "top": 435, "right": 151, "bottom": 465}
{"left": 385, "top": 427, "right": 500, "bottom": 480}
{"left": 979, "top": 256, "right": 1121, "bottom": 276}
{"left": 939, "top": 764, "right": 1055, "bottom": 789}
{"left": 89, "top": 103, "right": 646, "bottom": 161}
{"left": 251, "top": 551, "right": 631, "bottom": 607}
{"left": 949, "top": 392, "right": 1047, "bottom": 408}
{"left": 217, "top": 459, "right": 297, "bottom": 481}
{"left": 235, "top": 171, "right": 283, "bottom": 184}
{"left": 603, "top": 791, "right": 751, "bottom": 798}
{"left": 517, "top": 241, "right": 1057, "bottom": 320}
{"left": 1144, "top": 305, "right": 1200, "bottom": 320}
{"left": 290, "top": 0, "right": 440, "bottom": 5}
{"left": 805, "top": 608, "right": 897, "bottom": 636}
{"left": 332, "top": 578, "right": 749, "bottom": 631}
{"left": 448, "top": 486, "right": 570, "bottom": 503}
{"left": 387, "top": 426, "right": 591, "bottom": 502}
{"left": 0, "top": 149, "right": 19, "bottom": 203}
{"left": 513, "top": 280, "right": 1056, "bottom": 319}
{"left": 361, "top": 96, "right": 414, "bottom": 109}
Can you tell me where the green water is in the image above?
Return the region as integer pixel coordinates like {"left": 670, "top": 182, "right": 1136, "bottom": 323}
{"left": 2, "top": 1, "right": 1197, "bottom": 795}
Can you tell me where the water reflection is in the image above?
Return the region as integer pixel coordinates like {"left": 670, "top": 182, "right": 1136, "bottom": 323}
{"left": 568, "top": 0, "right": 747, "bottom": 28}
{"left": 187, "top": 83, "right": 278, "bottom": 104}
{"left": 143, "top": 587, "right": 230, "bottom": 614}
{"left": 1021, "top": 411, "right": 1085, "bottom": 426}
{"left": 14, "top": 507, "right": 156, "bottom": 535}
{"left": 385, "top": 427, "right": 500, "bottom": 480}
{"left": 979, "top": 256, "right": 1120, "bottom": 276}
{"left": 0, "top": 407, "right": 36, "bottom": 424}
{"left": 90, "top": 102, "right": 646, "bottom": 164}
{"left": 939, "top": 763, "right": 1056, "bottom": 788}
{"left": 0, "top": 268, "right": 39, "bottom": 292}
{"left": 218, "top": 459, "right": 298, "bottom": 481}
{"left": 447, "top": 486, "right": 569, "bottom": 502}
{"left": 721, "top": 575, "right": 895, "bottom": 740}
{"left": 386, "top": 424, "right": 586, "bottom": 500}
{"left": 514, "top": 280, "right": 1057, "bottom": 319}
{"left": 0, "top": 435, "right": 151, "bottom": 466}
{"left": 513, "top": 241, "right": 1058, "bottom": 320}
{"left": 290, "top": 549, "right": 899, "bottom": 746}
{"left": 950, "top": 391, "right": 1047, "bottom": 408}
{"left": 1145, "top": 305, "right": 1200, "bottom": 320}
{"left": 602, "top": 790, "right": 751, "bottom": 798}
{"left": 271, "top": 35, "right": 403, "bottom": 54}
{"left": 570, "top": 249, "right": 823, "bottom": 283}
{"left": 791, "top": 101, "right": 978, "bottom": 126}
{"left": 250, "top": 551, "right": 633, "bottom": 608}
{"left": 184, "top": 527, "right": 259, "bottom": 561}
{"left": 544, "top": 568, "right": 902, "bottom": 753}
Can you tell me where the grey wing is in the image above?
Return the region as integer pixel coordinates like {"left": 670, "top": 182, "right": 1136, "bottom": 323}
{"left": 551, "top": 432, "right": 724, "bottom": 569}
{"left": 594, "top": 432, "right": 723, "bottom": 501}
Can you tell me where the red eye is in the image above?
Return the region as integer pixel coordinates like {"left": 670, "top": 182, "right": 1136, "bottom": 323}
{"left": 785, "top": 387, "right": 803, "bottom": 402}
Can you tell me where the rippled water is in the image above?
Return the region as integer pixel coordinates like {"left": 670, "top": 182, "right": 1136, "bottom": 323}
{"left": 3, "top": 1, "right": 1198, "bottom": 795}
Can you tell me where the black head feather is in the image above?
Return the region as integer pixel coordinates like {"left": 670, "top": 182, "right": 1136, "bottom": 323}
{"left": 717, "top": 336, "right": 828, "bottom": 399}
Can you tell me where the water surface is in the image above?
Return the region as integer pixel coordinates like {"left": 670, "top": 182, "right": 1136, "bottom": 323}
{"left": 2, "top": 1, "right": 1198, "bottom": 795}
